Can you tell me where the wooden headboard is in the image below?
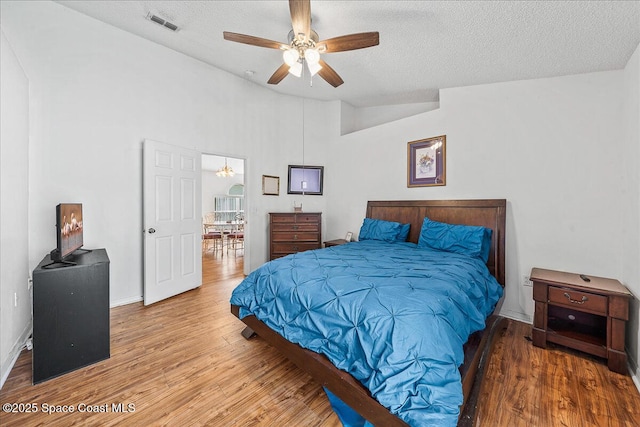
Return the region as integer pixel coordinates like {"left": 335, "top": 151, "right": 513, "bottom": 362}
{"left": 366, "top": 199, "right": 506, "bottom": 286}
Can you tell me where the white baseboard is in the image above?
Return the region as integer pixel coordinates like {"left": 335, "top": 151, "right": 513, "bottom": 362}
{"left": 499, "top": 308, "right": 532, "bottom": 324}
{"left": 110, "top": 295, "right": 142, "bottom": 308}
{"left": 628, "top": 352, "right": 640, "bottom": 394}
{"left": 0, "top": 322, "right": 32, "bottom": 390}
{"left": 631, "top": 368, "right": 640, "bottom": 394}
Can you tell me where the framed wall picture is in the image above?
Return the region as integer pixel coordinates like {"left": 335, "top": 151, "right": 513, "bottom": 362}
{"left": 407, "top": 135, "right": 446, "bottom": 187}
{"left": 287, "top": 165, "right": 324, "bottom": 195}
{"left": 262, "top": 175, "right": 280, "bottom": 195}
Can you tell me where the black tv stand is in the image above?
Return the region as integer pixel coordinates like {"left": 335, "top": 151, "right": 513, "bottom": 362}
{"left": 42, "top": 248, "right": 93, "bottom": 269}
{"left": 41, "top": 260, "right": 76, "bottom": 269}
{"left": 32, "top": 248, "right": 110, "bottom": 383}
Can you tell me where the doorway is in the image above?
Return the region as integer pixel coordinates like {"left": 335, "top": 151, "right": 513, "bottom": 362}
{"left": 201, "top": 154, "right": 246, "bottom": 272}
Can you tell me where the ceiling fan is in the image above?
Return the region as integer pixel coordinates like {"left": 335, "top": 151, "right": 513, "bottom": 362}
{"left": 223, "top": 0, "right": 379, "bottom": 88}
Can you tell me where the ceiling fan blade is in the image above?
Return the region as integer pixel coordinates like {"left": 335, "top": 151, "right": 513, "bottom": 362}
{"left": 317, "top": 59, "right": 344, "bottom": 88}
{"left": 223, "top": 31, "right": 287, "bottom": 50}
{"left": 289, "top": 0, "right": 311, "bottom": 40}
{"left": 317, "top": 32, "right": 380, "bottom": 53}
{"left": 267, "top": 63, "right": 290, "bottom": 85}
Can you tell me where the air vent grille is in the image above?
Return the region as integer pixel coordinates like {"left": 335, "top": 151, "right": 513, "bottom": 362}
{"left": 164, "top": 21, "right": 179, "bottom": 32}
{"left": 146, "top": 12, "right": 179, "bottom": 32}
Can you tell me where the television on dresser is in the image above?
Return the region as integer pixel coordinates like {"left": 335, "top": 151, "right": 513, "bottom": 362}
{"left": 287, "top": 165, "right": 324, "bottom": 195}
{"left": 50, "top": 203, "right": 84, "bottom": 263}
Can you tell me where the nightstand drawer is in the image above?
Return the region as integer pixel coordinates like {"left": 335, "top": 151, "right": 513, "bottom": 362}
{"left": 548, "top": 286, "right": 607, "bottom": 315}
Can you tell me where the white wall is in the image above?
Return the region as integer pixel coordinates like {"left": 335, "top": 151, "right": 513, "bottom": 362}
{"left": 0, "top": 1, "right": 327, "bottom": 310}
{"left": 0, "top": 30, "right": 31, "bottom": 386}
{"left": 2, "top": 0, "right": 637, "bottom": 388}
{"left": 340, "top": 101, "right": 441, "bottom": 135}
{"left": 326, "top": 70, "right": 628, "bottom": 325}
{"left": 621, "top": 43, "right": 640, "bottom": 380}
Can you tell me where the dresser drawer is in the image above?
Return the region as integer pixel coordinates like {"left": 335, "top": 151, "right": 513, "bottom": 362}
{"left": 271, "top": 223, "right": 319, "bottom": 232}
{"left": 272, "top": 243, "right": 320, "bottom": 254}
{"left": 294, "top": 214, "right": 321, "bottom": 223}
{"left": 548, "top": 286, "right": 607, "bottom": 315}
{"left": 272, "top": 232, "right": 320, "bottom": 242}
{"left": 271, "top": 214, "right": 296, "bottom": 223}
{"left": 270, "top": 213, "right": 321, "bottom": 223}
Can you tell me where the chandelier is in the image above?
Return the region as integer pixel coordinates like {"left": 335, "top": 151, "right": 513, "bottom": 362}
{"left": 216, "top": 158, "right": 235, "bottom": 177}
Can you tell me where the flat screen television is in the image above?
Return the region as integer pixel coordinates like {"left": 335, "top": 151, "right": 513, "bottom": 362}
{"left": 50, "top": 203, "right": 84, "bottom": 262}
{"left": 287, "top": 165, "right": 324, "bottom": 195}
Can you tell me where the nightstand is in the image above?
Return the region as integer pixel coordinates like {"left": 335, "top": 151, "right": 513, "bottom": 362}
{"left": 324, "top": 239, "right": 348, "bottom": 248}
{"left": 531, "top": 267, "right": 632, "bottom": 374}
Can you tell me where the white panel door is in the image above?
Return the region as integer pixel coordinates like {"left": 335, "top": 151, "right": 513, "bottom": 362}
{"left": 143, "top": 139, "right": 202, "bottom": 305}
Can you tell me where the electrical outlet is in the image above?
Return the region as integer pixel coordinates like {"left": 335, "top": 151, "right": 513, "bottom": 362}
{"left": 522, "top": 275, "right": 533, "bottom": 287}
{"left": 14, "top": 292, "right": 18, "bottom": 307}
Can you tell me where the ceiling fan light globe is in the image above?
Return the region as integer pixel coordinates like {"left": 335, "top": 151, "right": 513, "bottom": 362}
{"left": 307, "top": 60, "right": 322, "bottom": 76}
{"left": 305, "top": 48, "right": 320, "bottom": 65}
{"left": 283, "top": 48, "right": 299, "bottom": 66}
{"left": 288, "top": 61, "right": 303, "bottom": 77}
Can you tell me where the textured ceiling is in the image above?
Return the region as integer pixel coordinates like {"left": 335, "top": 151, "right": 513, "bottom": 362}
{"left": 55, "top": 1, "right": 640, "bottom": 107}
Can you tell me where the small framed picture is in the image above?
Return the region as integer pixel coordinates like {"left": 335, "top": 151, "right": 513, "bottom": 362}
{"left": 345, "top": 231, "right": 353, "bottom": 242}
{"left": 407, "top": 135, "right": 446, "bottom": 187}
{"left": 262, "top": 175, "right": 279, "bottom": 195}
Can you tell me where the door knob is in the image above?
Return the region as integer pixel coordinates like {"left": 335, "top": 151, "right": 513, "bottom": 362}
{"left": 148, "top": 228, "right": 156, "bottom": 234}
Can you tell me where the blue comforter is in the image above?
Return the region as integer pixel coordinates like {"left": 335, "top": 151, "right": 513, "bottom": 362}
{"left": 230, "top": 240, "right": 503, "bottom": 426}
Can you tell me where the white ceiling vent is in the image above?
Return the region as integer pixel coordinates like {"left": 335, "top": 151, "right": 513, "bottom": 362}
{"left": 146, "top": 12, "right": 179, "bottom": 32}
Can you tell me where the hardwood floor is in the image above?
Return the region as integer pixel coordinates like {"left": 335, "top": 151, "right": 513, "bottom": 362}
{"left": 0, "top": 253, "right": 341, "bottom": 427}
{"left": 477, "top": 322, "right": 640, "bottom": 427}
{"left": 1, "top": 252, "right": 639, "bottom": 426}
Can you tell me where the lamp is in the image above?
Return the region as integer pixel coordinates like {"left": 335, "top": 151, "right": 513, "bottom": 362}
{"left": 216, "top": 158, "right": 235, "bottom": 177}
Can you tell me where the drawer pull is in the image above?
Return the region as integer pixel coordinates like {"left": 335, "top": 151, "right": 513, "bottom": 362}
{"left": 293, "top": 225, "right": 299, "bottom": 230}
{"left": 563, "top": 292, "right": 588, "bottom": 304}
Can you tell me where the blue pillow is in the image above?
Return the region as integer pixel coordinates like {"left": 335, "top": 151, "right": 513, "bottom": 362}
{"left": 417, "top": 217, "right": 493, "bottom": 262}
{"left": 358, "top": 218, "right": 409, "bottom": 242}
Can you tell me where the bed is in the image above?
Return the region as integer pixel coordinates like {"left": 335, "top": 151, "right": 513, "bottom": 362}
{"left": 230, "top": 199, "right": 507, "bottom": 426}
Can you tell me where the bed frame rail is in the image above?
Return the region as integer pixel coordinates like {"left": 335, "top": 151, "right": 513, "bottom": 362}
{"left": 231, "top": 305, "right": 409, "bottom": 426}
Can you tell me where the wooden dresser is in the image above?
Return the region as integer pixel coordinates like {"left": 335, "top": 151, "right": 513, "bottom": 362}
{"left": 531, "top": 267, "right": 632, "bottom": 374}
{"left": 269, "top": 212, "right": 322, "bottom": 260}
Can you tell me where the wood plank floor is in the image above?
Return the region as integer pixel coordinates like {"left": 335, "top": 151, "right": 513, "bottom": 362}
{"left": 1, "top": 252, "right": 639, "bottom": 426}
